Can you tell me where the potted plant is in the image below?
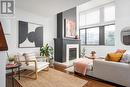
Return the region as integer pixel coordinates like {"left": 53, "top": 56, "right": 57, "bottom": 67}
{"left": 81, "top": 47, "right": 86, "bottom": 58}
{"left": 8, "top": 57, "right": 15, "bottom": 64}
{"left": 40, "top": 44, "right": 54, "bottom": 63}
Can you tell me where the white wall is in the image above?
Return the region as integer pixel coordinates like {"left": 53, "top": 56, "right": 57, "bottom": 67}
{"left": 0, "top": 8, "right": 57, "bottom": 87}
{"left": 77, "top": 0, "right": 130, "bottom": 57}
{"left": 3, "top": 9, "right": 57, "bottom": 55}
{"left": 115, "top": 0, "right": 130, "bottom": 50}
{"left": 0, "top": 52, "right": 6, "bottom": 87}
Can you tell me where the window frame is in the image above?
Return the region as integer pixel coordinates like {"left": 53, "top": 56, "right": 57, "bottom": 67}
{"left": 79, "top": 23, "right": 115, "bottom": 46}
{"left": 79, "top": 2, "right": 115, "bottom": 46}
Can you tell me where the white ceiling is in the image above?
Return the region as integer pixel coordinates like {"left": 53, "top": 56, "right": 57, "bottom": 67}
{"left": 16, "top": 0, "right": 90, "bottom": 17}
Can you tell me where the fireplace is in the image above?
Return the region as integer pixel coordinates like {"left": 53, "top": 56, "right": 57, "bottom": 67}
{"left": 66, "top": 44, "right": 79, "bottom": 63}
{"left": 54, "top": 38, "right": 80, "bottom": 63}
{"left": 69, "top": 48, "right": 77, "bottom": 60}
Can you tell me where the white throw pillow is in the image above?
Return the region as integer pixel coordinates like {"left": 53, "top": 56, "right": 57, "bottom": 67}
{"left": 15, "top": 53, "right": 26, "bottom": 65}
{"left": 23, "top": 53, "right": 37, "bottom": 65}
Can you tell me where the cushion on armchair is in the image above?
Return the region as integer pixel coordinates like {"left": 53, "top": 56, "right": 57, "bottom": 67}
{"left": 15, "top": 53, "right": 27, "bottom": 65}
{"left": 23, "top": 53, "right": 37, "bottom": 65}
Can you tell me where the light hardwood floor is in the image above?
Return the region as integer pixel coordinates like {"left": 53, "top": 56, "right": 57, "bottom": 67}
{"left": 6, "top": 66, "right": 125, "bottom": 87}
{"left": 54, "top": 65, "right": 125, "bottom": 87}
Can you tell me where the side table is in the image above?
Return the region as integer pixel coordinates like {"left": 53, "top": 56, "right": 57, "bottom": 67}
{"left": 6, "top": 63, "right": 21, "bottom": 87}
{"left": 86, "top": 56, "right": 97, "bottom": 60}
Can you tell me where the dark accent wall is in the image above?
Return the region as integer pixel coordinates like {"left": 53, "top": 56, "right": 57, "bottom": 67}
{"left": 57, "top": 7, "right": 76, "bottom": 38}
{"left": 54, "top": 7, "right": 80, "bottom": 63}
{"left": 0, "top": 22, "right": 8, "bottom": 51}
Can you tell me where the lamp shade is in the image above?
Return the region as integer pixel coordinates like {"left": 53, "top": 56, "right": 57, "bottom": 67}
{"left": 0, "top": 22, "right": 8, "bottom": 51}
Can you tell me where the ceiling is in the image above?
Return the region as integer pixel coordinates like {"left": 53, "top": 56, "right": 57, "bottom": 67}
{"left": 16, "top": 0, "right": 90, "bottom": 17}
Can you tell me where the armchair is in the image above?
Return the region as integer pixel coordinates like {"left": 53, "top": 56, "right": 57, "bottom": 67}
{"left": 16, "top": 53, "right": 49, "bottom": 79}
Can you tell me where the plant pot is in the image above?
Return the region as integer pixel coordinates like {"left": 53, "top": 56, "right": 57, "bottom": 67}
{"left": 49, "top": 59, "right": 54, "bottom": 67}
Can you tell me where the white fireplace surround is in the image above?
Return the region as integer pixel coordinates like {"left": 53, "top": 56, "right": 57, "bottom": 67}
{"left": 66, "top": 44, "right": 79, "bottom": 63}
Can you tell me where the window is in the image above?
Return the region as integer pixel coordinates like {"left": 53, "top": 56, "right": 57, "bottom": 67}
{"left": 85, "top": 10, "right": 100, "bottom": 25}
{"left": 105, "top": 25, "right": 115, "bottom": 45}
{"left": 86, "top": 27, "right": 99, "bottom": 45}
{"left": 104, "top": 5, "right": 115, "bottom": 22}
{"left": 80, "top": 29, "right": 85, "bottom": 44}
{"left": 80, "top": 14, "right": 86, "bottom": 26}
{"left": 79, "top": 3, "right": 115, "bottom": 46}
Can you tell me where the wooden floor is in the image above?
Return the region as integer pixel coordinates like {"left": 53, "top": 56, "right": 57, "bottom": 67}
{"left": 6, "top": 75, "right": 22, "bottom": 87}
{"left": 54, "top": 65, "right": 125, "bottom": 87}
{"left": 6, "top": 66, "right": 125, "bottom": 87}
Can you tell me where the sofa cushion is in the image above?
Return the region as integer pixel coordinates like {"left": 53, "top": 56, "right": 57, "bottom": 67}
{"left": 115, "top": 49, "right": 126, "bottom": 54}
{"left": 106, "top": 53, "right": 123, "bottom": 62}
{"left": 120, "top": 54, "right": 130, "bottom": 64}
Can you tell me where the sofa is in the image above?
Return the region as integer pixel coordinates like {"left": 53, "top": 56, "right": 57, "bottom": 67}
{"left": 87, "top": 59, "right": 130, "bottom": 87}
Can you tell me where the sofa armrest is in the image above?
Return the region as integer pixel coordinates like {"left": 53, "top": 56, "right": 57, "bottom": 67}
{"left": 93, "top": 59, "right": 130, "bottom": 86}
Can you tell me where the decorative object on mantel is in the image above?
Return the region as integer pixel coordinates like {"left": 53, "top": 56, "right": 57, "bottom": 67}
{"left": 64, "top": 19, "right": 76, "bottom": 38}
{"left": 121, "top": 26, "right": 130, "bottom": 45}
{"left": 0, "top": 22, "right": 8, "bottom": 51}
{"left": 40, "top": 44, "right": 53, "bottom": 63}
{"left": 74, "top": 35, "right": 79, "bottom": 39}
{"left": 18, "top": 21, "right": 43, "bottom": 48}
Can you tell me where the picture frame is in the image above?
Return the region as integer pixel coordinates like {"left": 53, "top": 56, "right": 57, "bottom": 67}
{"left": 64, "top": 19, "right": 76, "bottom": 38}
{"left": 18, "top": 21, "right": 43, "bottom": 48}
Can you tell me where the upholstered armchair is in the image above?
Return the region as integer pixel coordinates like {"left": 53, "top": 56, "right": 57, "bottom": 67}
{"left": 16, "top": 53, "right": 49, "bottom": 79}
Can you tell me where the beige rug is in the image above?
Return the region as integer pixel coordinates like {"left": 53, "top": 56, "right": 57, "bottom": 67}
{"left": 65, "top": 66, "right": 74, "bottom": 73}
{"left": 16, "top": 68, "right": 88, "bottom": 87}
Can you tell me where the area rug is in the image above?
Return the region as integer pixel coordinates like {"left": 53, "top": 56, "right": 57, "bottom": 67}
{"left": 16, "top": 68, "right": 87, "bottom": 87}
{"left": 65, "top": 66, "right": 74, "bottom": 73}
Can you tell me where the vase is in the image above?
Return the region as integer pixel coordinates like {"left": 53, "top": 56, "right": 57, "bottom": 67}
{"left": 9, "top": 61, "right": 14, "bottom": 64}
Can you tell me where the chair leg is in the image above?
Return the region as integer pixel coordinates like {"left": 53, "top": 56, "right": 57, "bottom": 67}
{"left": 35, "top": 71, "right": 38, "bottom": 79}
{"left": 42, "top": 66, "right": 49, "bottom": 71}
{"left": 47, "top": 66, "right": 49, "bottom": 71}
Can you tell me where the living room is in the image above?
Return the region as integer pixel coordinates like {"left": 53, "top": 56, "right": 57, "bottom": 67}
{"left": 0, "top": 0, "right": 130, "bottom": 87}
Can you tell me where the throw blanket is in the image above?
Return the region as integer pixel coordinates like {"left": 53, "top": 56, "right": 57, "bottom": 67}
{"left": 74, "top": 58, "right": 93, "bottom": 75}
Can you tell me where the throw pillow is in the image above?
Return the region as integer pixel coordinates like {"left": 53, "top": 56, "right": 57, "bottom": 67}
{"left": 115, "top": 49, "right": 126, "bottom": 54}
{"left": 106, "top": 53, "right": 123, "bottom": 62}
{"left": 15, "top": 53, "right": 26, "bottom": 65}
{"left": 23, "top": 53, "right": 37, "bottom": 65}
{"left": 120, "top": 54, "right": 130, "bottom": 64}
{"left": 124, "top": 50, "right": 130, "bottom": 54}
